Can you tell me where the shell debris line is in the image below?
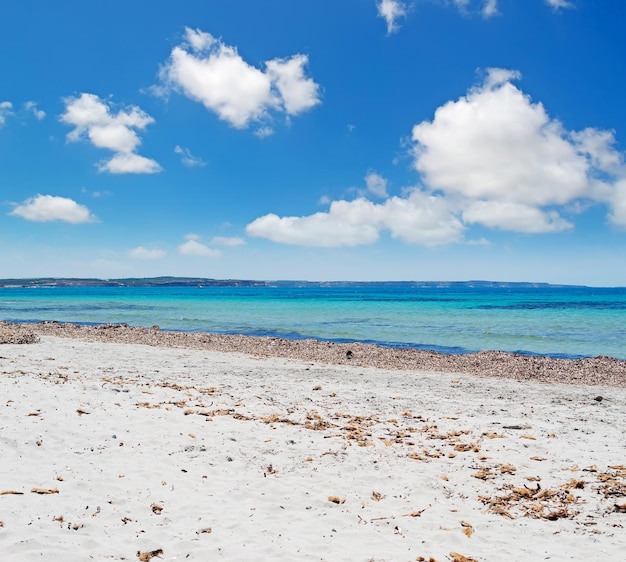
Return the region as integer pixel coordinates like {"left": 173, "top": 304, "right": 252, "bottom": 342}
{"left": 7, "top": 320, "right": 626, "bottom": 387}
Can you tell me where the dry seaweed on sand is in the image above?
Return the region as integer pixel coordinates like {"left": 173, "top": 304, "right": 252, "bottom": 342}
{"left": 137, "top": 549, "right": 163, "bottom": 561}
{"left": 479, "top": 480, "right": 582, "bottom": 520}
{"left": 328, "top": 496, "right": 346, "bottom": 504}
{"left": 460, "top": 520, "right": 474, "bottom": 537}
{"left": 31, "top": 488, "right": 59, "bottom": 495}
{"left": 370, "top": 505, "right": 430, "bottom": 522}
{"left": 595, "top": 466, "right": 626, "bottom": 498}
{"left": 150, "top": 503, "right": 164, "bottom": 514}
{"left": 449, "top": 553, "right": 479, "bottom": 562}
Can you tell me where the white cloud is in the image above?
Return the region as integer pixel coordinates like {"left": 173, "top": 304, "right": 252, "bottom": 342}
{"left": 0, "top": 101, "right": 14, "bottom": 126}
{"left": 482, "top": 67, "right": 521, "bottom": 90}
{"left": 99, "top": 152, "right": 162, "bottom": 174}
{"left": 462, "top": 201, "right": 573, "bottom": 233}
{"left": 246, "top": 190, "right": 463, "bottom": 247}
{"left": 210, "top": 236, "right": 246, "bottom": 247}
{"left": 385, "top": 0, "right": 566, "bottom": 28}
{"left": 609, "top": 179, "right": 626, "bottom": 228}
{"left": 412, "top": 68, "right": 591, "bottom": 208}
{"left": 546, "top": 0, "right": 573, "bottom": 10}
{"left": 61, "top": 93, "right": 161, "bottom": 174}
{"left": 9, "top": 194, "right": 96, "bottom": 223}
{"left": 379, "top": 191, "right": 465, "bottom": 244}
{"left": 157, "top": 27, "right": 320, "bottom": 129}
{"left": 249, "top": 67, "right": 626, "bottom": 247}
{"left": 377, "top": 0, "right": 407, "bottom": 34}
{"left": 254, "top": 126, "right": 274, "bottom": 139}
{"left": 184, "top": 27, "right": 215, "bottom": 51}
{"left": 246, "top": 206, "right": 380, "bottom": 247}
{"left": 24, "top": 101, "right": 46, "bottom": 120}
{"left": 177, "top": 234, "right": 221, "bottom": 257}
{"left": 174, "top": 145, "right": 206, "bottom": 167}
{"left": 411, "top": 67, "right": 626, "bottom": 232}
{"left": 482, "top": 0, "right": 498, "bottom": 18}
{"left": 265, "top": 55, "right": 321, "bottom": 115}
{"left": 365, "top": 172, "right": 389, "bottom": 198}
{"left": 571, "top": 128, "right": 622, "bottom": 174}
{"left": 318, "top": 195, "right": 331, "bottom": 205}
{"left": 128, "top": 246, "right": 166, "bottom": 260}
{"left": 446, "top": 0, "right": 499, "bottom": 17}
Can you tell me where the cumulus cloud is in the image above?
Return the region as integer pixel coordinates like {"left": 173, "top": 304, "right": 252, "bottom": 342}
{"left": 24, "top": 101, "right": 46, "bottom": 120}
{"left": 0, "top": 101, "right": 14, "bottom": 126}
{"left": 462, "top": 201, "right": 572, "bottom": 233}
{"left": 365, "top": 172, "right": 389, "bottom": 198}
{"left": 571, "top": 128, "right": 622, "bottom": 174}
{"left": 248, "top": 68, "right": 626, "bottom": 247}
{"left": 177, "top": 233, "right": 221, "bottom": 257}
{"left": 99, "top": 153, "right": 162, "bottom": 174}
{"left": 60, "top": 93, "right": 161, "bottom": 174}
{"left": 246, "top": 191, "right": 464, "bottom": 247}
{"left": 128, "top": 246, "right": 166, "bottom": 260}
{"left": 377, "top": 0, "right": 407, "bottom": 34}
{"left": 265, "top": 55, "right": 321, "bottom": 115}
{"left": 246, "top": 203, "right": 381, "bottom": 247}
{"left": 174, "top": 145, "right": 206, "bottom": 167}
{"left": 411, "top": 67, "right": 626, "bottom": 231}
{"left": 412, "top": 69, "right": 590, "bottom": 207}
{"left": 9, "top": 194, "right": 96, "bottom": 223}
{"left": 157, "top": 27, "right": 320, "bottom": 129}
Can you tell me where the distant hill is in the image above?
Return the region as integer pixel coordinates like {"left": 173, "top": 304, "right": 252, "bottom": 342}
{"left": 0, "top": 277, "right": 575, "bottom": 289}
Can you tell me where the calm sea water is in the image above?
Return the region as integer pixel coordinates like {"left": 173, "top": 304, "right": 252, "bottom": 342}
{"left": 1, "top": 284, "right": 624, "bottom": 360}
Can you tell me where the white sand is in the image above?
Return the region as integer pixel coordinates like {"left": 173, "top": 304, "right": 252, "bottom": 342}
{"left": 1, "top": 336, "right": 625, "bottom": 561}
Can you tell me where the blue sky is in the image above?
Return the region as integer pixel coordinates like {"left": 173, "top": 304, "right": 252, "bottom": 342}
{"left": 2, "top": 0, "right": 626, "bottom": 285}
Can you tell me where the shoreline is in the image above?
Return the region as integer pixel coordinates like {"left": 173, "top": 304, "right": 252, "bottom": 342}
{"left": 2, "top": 320, "right": 625, "bottom": 387}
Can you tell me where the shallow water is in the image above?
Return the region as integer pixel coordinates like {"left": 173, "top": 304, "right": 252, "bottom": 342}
{"left": 1, "top": 283, "right": 624, "bottom": 359}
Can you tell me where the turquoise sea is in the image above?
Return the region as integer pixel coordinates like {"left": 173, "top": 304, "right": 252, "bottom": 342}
{"left": 1, "top": 283, "right": 625, "bottom": 360}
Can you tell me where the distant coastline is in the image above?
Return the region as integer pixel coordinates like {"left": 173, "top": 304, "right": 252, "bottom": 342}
{"left": 0, "top": 276, "right": 588, "bottom": 289}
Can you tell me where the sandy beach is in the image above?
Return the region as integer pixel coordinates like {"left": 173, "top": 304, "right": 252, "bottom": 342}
{"left": 1, "top": 323, "right": 625, "bottom": 561}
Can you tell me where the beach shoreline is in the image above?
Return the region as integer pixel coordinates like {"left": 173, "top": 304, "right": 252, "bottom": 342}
{"left": 1, "top": 326, "right": 625, "bottom": 560}
{"left": 2, "top": 320, "right": 625, "bottom": 387}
